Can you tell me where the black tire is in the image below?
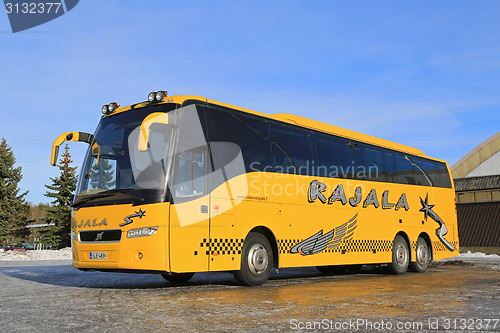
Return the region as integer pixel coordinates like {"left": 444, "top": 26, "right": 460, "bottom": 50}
{"left": 161, "top": 272, "right": 195, "bottom": 283}
{"left": 233, "top": 232, "right": 273, "bottom": 286}
{"left": 387, "top": 235, "right": 409, "bottom": 275}
{"left": 409, "top": 237, "right": 431, "bottom": 273}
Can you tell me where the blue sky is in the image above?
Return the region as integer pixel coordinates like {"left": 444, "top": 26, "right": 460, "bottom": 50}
{"left": 1, "top": 1, "right": 499, "bottom": 204}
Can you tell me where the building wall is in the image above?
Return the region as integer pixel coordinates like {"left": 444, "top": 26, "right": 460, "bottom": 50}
{"left": 456, "top": 202, "right": 500, "bottom": 247}
{"left": 466, "top": 150, "right": 500, "bottom": 177}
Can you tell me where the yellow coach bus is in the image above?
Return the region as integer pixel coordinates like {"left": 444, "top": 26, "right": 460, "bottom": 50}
{"left": 51, "top": 91, "right": 459, "bottom": 286}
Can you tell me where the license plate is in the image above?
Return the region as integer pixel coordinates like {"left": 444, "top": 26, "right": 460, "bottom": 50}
{"left": 89, "top": 252, "right": 106, "bottom": 260}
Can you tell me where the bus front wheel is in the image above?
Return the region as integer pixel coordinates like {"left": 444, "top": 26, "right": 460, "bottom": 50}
{"left": 387, "top": 235, "right": 409, "bottom": 274}
{"left": 161, "top": 272, "right": 195, "bottom": 283}
{"left": 409, "top": 237, "right": 430, "bottom": 273}
{"left": 233, "top": 232, "right": 273, "bottom": 286}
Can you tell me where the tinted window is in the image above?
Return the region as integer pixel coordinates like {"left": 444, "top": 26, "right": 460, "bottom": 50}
{"left": 387, "top": 152, "right": 418, "bottom": 185}
{"left": 314, "top": 134, "right": 354, "bottom": 178}
{"left": 269, "top": 124, "right": 316, "bottom": 175}
{"left": 205, "top": 106, "right": 272, "bottom": 173}
{"left": 410, "top": 156, "right": 452, "bottom": 188}
{"left": 171, "top": 146, "right": 209, "bottom": 202}
{"left": 352, "top": 143, "right": 391, "bottom": 182}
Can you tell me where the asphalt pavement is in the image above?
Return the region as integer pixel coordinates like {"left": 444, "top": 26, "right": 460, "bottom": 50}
{"left": 0, "top": 258, "right": 498, "bottom": 332}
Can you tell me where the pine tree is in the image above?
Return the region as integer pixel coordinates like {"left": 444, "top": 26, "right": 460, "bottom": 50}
{"left": 89, "top": 158, "right": 115, "bottom": 190}
{"left": 0, "top": 138, "right": 29, "bottom": 245}
{"left": 41, "top": 145, "right": 78, "bottom": 248}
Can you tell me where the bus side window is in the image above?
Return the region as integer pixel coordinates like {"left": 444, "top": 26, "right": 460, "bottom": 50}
{"left": 204, "top": 106, "right": 272, "bottom": 173}
{"left": 387, "top": 152, "right": 417, "bottom": 185}
{"left": 269, "top": 124, "right": 316, "bottom": 175}
{"left": 171, "top": 147, "right": 208, "bottom": 200}
{"left": 352, "top": 143, "right": 391, "bottom": 182}
{"left": 411, "top": 156, "right": 452, "bottom": 188}
{"left": 314, "top": 134, "right": 353, "bottom": 178}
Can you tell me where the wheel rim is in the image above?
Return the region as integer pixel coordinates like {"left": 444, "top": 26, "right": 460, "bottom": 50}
{"left": 247, "top": 243, "right": 268, "bottom": 275}
{"left": 416, "top": 244, "right": 428, "bottom": 266}
{"left": 395, "top": 244, "right": 408, "bottom": 267}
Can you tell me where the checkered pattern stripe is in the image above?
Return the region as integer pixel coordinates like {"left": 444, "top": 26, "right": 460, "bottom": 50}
{"left": 279, "top": 239, "right": 393, "bottom": 254}
{"left": 278, "top": 239, "right": 303, "bottom": 254}
{"left": 330, "top": 240, "right": 392, "bottom": 253}
{"left": 432, "top": 241, "right": 458, "bottom": 252}
{"left": 200, "top": 238, "right": 244, "bottom": 256}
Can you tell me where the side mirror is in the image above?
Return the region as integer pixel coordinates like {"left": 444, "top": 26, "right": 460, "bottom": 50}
{"left": 138, "top": 112, "right": 172, "bottom": 152}
{"left": 51, "top": 131, "right": 98, "bottom": 166}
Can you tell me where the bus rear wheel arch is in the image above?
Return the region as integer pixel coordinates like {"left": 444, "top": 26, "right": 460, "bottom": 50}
{"left": 233, "top": 232, "right": 273, "bottom": 286}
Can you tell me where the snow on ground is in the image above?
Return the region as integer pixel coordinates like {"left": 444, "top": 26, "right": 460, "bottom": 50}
{"left": 456, "top": 251, "right": 499, "bottom": 258}
{"left": 0, "top": 248, "right": 72, "bottom": 261}
{"left": 0, "top": 248, "right": 498, "bottom": 261}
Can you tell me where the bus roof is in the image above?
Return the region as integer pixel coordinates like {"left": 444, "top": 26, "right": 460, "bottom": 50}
{"left": 109, "top": 94, "right": 426, "bottom": 158}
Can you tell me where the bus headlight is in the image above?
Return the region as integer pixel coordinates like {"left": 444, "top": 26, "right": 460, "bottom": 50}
{"left": 127, "top": 226, "right": 159, "bottom": 239}
{"left": 148, "top": 91, "right": 156, "bottom": 102}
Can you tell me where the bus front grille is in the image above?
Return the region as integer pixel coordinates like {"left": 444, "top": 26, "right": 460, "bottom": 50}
{"left": 79, "top": 229, "right": 122, "bottom": 243}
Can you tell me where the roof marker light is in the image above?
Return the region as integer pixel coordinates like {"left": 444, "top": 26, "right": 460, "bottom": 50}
{"left": 108, "top": 102, "right": 120, "bottom": 113}
{"left": 101, "top": 105, "right": 109, "bottom": 114}
{"left": 148, "top": 91, "right": 157, "bottom": 102}
{"left": 156, "top": 90, "right": 168, "bottom": 101}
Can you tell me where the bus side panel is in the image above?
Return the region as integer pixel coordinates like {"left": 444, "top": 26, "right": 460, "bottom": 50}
{"left": 235, "top": 173, "right": 459, "bottom": 269}
{"left": 428, "top": 187, "right": 460, "bottom": 260}
{"left": 169, "top": 196, "right": 210, "bottom": 273}
{"left": 200, "top": 172, "right": 459, "bottom": 272}
{"left": 208, "top": 196, "right": 238, "bottom": 272}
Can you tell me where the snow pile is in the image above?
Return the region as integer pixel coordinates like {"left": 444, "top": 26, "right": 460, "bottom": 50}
{"left": 0, "top": 248, "right": 72, "bottom": 261}
{"left": 458, "top": 251, "right": 499, "bottom": 258}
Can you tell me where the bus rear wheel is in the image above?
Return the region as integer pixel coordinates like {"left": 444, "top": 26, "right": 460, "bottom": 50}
{"left": 387, "top": 235, "right": 409, "bottom": 274}
{"left": 233, "top": 232, "right": 273, "bottom": 286}
{"left": 161, "top": 272, "right": 195, "bottom": 283}
{"left": 409, "top": 237, "right": 430, "bottom": 273}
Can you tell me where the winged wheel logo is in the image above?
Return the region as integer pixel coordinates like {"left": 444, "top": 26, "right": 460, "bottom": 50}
{"left": 290, "top": 214, "right": 358, "bottom": 256}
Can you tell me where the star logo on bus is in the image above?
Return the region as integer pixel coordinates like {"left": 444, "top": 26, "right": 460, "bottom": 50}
{"left": 419, "top": 194, "right": 454, "bottom": 252}
{"left": 120, "top": 209, "right": 146, "bottom": 227}
{"left": 419, "top": 194, "right": 434, "bottom": 221}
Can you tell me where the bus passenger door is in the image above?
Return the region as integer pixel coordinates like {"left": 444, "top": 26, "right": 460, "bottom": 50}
{"left": 169, "top": 147, "right": 211, "bottom": 273}
{"left": 207, "top": 141, "right": 245, "bottom": 271}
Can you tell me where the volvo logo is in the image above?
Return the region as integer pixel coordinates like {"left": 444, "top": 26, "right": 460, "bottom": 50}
{"left": 95, "top": 232, "right": 104, "bottom": 242}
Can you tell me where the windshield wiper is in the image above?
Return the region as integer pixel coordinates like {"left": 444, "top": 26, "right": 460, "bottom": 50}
{"left": 72, "top": 193, "right": 115, "bottom": 208}
{"left": 72, "top": 189, "right": 143, "bottom": 208}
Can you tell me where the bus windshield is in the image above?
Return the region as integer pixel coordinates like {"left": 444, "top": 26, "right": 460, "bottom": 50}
{"left": 74, "top": 103, "right": 180, "bottom": 207}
